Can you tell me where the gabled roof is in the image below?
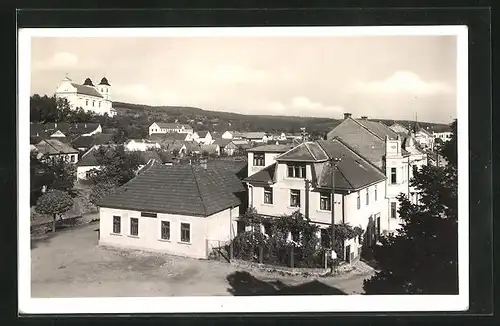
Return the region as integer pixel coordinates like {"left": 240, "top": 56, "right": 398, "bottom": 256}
{"left": 72, "top": 133, "right": 113, "bottom": 149}
{"left": 139, "top": 150, "right": 162, "bottom": 164}
{"left": 246, "top": 144, "right": 294, "bottom": 153}
{"left": 213, "top": 138, "right": 232, "bottom": 147}
{"left": 35, "top": 139, "right": 79, "bottom": 155}
{"left": 354, "top": 119, "right": 399, "bottom": 140}
{"left": 150, "top": 133, "right": 187, "bottom": 141}
{"left": 197, "top": 130, "right": 210, "bottom": 138}
{"left": 42, "top": 122, "right": 101, "bottom": 136}
{"left": 244, "top": 163, "right": 277, "bottom": 184}
{"left": 77, "top": 145, "right": 114, "bottom": 167}
{"left": 206, "top": 159, "right": 248, "bottom": 178}
{"left": 275, "top": 142, "right": 329, "bottom": 162}
{"left": 70, "top": 83, "right": 103, "bottom": 98}
{"left": 98, "top": 165, "right": 242, "bottom": 217}
{"left": 315, "top": 139, "right": 387, "bottom": 191}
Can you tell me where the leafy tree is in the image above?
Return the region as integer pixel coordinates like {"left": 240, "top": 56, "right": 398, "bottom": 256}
{"left": 35, "top": 189, "right": 74, "bottom": 233}
{"left": 89, "top": 182, "right": 116, "bottom": 206}
{"left": 363, "top": 119, "right": 458, "bottom": 294}
{"left": 88, "top": 145, "right": 142, "bottom": 186}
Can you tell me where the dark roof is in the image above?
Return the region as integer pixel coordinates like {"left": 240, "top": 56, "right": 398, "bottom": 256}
{"left": 35, "top": 139, "right": 79, "bottom": 155}
{"left": 77, "top": 148, "right": 99, "bottom": 167}
{"left": 137, "top": 159, "right": 163, "bottom": 175}
{"left": 150, "top": 133, "right": 187, "bottom": 141}
{"left": 213, "top": 138, "right": 232, "bottom": 147}
{"left": 98, "top": 165, "right": 242, "bottom": 217}
{"left": 197, "top": 130, "right": 210, "bottom": 138}
{"left": 42, "top": 122, "right": 101, "bottom": 136}
{"left": 157, "top": 151, "right": 174, "bottom": 163}
{"left": 276, "top": 142, "right": 329, "bottom": 162}
{"left": 70, "top": 83, "right": 103, "bottom": 98}
{"left": 315, "top": 139, "right": 387, "bottom": 191}
{"left": 98, "top": 77, "right": 110, "bottom": 86}
{"left": 247, "top": 144, "right": 295, "bottom": 153}
{"left": 83, "top": 78, "right": 94, "bottom": 86}
{"left": 206, "top": 159, "right": 248, "bottom": 178}
{"left": 72, "top": 133, "right": 113, "bottom": 149}
{"left": 326, "top": 118, "right": 386, "bottom": 169}
{"left": 354, "top": 119, "right": 399, "bottom": 140}
{"left": 244, "top": 163, "right": 277, "bottom": 184}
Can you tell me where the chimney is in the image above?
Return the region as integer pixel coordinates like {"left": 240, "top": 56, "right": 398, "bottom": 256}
{"left": 361, "top": 116, "right": 368, "bottom": 120}
{"left": 343, "top": 113, "right": 352, "bottom": 119}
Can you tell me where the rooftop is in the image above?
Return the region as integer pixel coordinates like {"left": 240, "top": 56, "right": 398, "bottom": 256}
{"left": 246, "top": 144, "right": 295, "bottom": 153}
{"left": 98, "top": 164, "right": 243, "bottom": 217}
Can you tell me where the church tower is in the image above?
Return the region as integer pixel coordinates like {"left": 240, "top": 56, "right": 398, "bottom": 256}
{"left": 98, "top": 77, "right": 111, "bottom": 101}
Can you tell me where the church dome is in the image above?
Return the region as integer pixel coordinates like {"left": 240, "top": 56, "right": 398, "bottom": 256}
{"left": 83, "top": 78, "right": 94, "bottom": 86}
{"left": 98, "top": 77, "right": 111, "bottom": 86}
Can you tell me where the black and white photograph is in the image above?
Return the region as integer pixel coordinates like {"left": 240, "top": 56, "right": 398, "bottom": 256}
{"left": 18, "top": 26, "right": 468, "bottom": 314}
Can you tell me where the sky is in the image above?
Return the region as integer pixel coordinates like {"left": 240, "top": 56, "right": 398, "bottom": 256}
{"left": 30, "top": 35, "right": 458, "bottom": 123}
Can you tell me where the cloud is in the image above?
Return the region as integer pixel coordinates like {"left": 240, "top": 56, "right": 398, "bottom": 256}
{"left": 113, "top": 84, "right": 179, "bottom": 106}
{"left": 34, "top": 52, "right": 79, "bottom": 69}
{"left": 348, "top": 71, "right": 453, "bottom": 96}
{"left": 185, "top": 63, "right": 272, "bottom": 85}
{"left": 264, "top": 96, "right": 344, "bottom": 117}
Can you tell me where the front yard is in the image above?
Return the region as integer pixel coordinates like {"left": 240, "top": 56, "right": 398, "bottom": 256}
{"left": 31, "top": 223, "right": 374, "bottom": 297}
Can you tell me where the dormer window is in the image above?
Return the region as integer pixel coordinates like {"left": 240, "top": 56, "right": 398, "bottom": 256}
{"left": 287, "top": 164, "right": 306, "bottom": 178}
{"left": 253, "top": 153, "right": 265, "bottom": 166}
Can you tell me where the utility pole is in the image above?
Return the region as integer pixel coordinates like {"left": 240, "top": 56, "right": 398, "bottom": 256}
{"left": 330, "top": 156, "right": 341, "bottom": 271}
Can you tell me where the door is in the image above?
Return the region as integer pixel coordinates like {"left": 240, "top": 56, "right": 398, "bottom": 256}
{"left": 345, "top": 245, "right": 351, "bottom": 263}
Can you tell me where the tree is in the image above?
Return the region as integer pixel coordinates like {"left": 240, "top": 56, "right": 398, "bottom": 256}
{"left": 363, "top": 119, "right": 458, "bottom": 294}
{"left": 89, "top": 182, "right": 116, "bottom": 206}
{"left": 88, "top": 145, "right": 142, "bottom": 186}
{"left": 35, "top": 189, "right": 74, "bottom": 233}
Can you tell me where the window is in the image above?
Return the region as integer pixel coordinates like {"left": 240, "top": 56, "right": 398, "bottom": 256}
{"left": 319, "top": 192, "right": 331, "bottom": 211}
{"left": 180, "top": 223, "right": 191, "bottom": 243}
{"left": 264, "top": 187, "right": 273, "bottom": 204}
{"left": 287, "top": 164, "right": 306, "bottom": 178}
{"left": 92, "top": 100, "right": 95, "bottom": 107}
{"left": 374, "top": 185, "right": 378, "bottom": 201}
{"left": 99, "top": 101, "right": 101, "bottom": 108}
{"left": 161, "top": 221, "right": 170, "bottom": 240}
{"left": 253, "top": 153, "right": 265, "bottom": 166}
{"left": 130, "top": 218, "right": 139, "bottom": 236}
{"left": 290, "top": 189, "right": 301, "bottom": 207}
{"left": 366, "top": 188, "right": 370, "bottom": 205}
{"left": 357, "top": 191, "right": 361, "bottom": 209}
{"left": 85, "top": 99, "right": 89, "bottom": 106}
{"left": 391, "top": 202, "right": 397, "bottom": 219}
{"left": 70, "top": 155, "right": 76, "bottom": 163}
{"left": 391, "top": 167, "right": 397, "bottom": 184}
{"left": 113, "top": 216, "right": 121, "bottom": 234}
{"left": 141, "top": 212, "right": 157, "bottom": 218}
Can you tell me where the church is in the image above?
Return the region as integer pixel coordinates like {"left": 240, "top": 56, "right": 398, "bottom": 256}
{"left": 55, "top": 75, "right": 117, "bottom": 117}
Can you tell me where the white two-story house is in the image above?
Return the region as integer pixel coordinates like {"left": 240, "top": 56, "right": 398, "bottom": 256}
{"left": 244, "top": 139, "right": 389, "bottom": 262}
{"left": 327, "top": 113, "right": 427, "bottom": 228}
{"left": 148, "top": 122, "right": 194, "bottom": 136}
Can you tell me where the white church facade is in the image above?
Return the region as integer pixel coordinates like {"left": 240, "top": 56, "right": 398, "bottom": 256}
{"left": 55, "top": 75, "right": 117, "bottom": 117}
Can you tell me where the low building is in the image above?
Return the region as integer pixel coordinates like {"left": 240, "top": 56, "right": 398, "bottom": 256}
{"left": 76, "top": 147, "right": 101, "bottom": 181}
{"left": 148, "top": 122, "right": 194, "bottom": 136}
{"left": 33, "top": 138, "right": 79, "bottom": 164}
{"left": 213, "top": 138, "right": 233, "bottom": 155}
{"left": 243, "top": 139, "right": 389, "bottom": 262}
{"left": 195, "top": 131, "right": 213, "bottom": 145}
{"left": 30, "top": 122, "right": 102, "bottom": 144}
{"left": 71, "top": 133, "right": 114, "bottom": 152}
{"left": 150, "top": 133, "right": 189, "bottom": 143}
{"left": 97, "top": 164, "right": 245, "bottom": 259}
{"left": 124, "top": 139, "right": 160, "bottom": 152}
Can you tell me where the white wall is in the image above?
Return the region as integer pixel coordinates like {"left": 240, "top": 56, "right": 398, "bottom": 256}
{"left": 99, "top": 206, "right": 239, "bottom": 259}
{"left": 125, "top": 141, "right": 160, "bottom": 152}
{"left": 55, "top": 81, "right": 114, "bottom": 116}
{"left": 247, "top": 152, "right": 282, "bottom": 177}
{"left": 77, "top": 165, "right": 100, "bottom": 180}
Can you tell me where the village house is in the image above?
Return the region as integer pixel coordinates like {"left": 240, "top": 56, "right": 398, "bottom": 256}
{"left": 243, "top": 139, "right": 389, "bottom": 262}
{"left": 75, "top": 146, "right": 102, "bottom": 181}
{"left": 149, "top": 133, "right": 190, "bottom": 143}
{"left": 71, "top": 133, "right": 114, "bottom": 152}
{"left": 30, "top": 122, "right": 103, "bottom": 144}
{"left": 200, "top": 144, "right": 220, "bottom": 156}
{"left": 326, "top": 113, "right": 427, "bottom": 223}
{"left": 55, "top": 75, "right": 116, "bottom": 117}
{"left": 148, "top": 122, "right": 194, "bottom": 136}
{"left": 212, "top": 138, "right": 233, "bottom": 156}
{"left": 32, "top": 138, "right": 79, "bottom": 164}
{"left": 185, "top": 132, "right": 200, "bottom": 142}
{"left": 409, "top": 121, "right": 434, "bottom": 149}
{"left": 124, "top": 139, "right": 160, "bottom": 152}
{"left": 246, "top": 143, "right": 296, "bottom": 178}
{"left": 97, "top": 164, "right": 245, "bottom": 259}
{"left": 194, "top": 131, "right": 213, "bottom": 145}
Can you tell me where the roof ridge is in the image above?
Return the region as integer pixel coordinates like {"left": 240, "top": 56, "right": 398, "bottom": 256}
{"left": 331, "top": 137, "right": 386, "bottom": 174}
{"left": 350, "top": 118, "right": 386, "bottom": 141}
{"left": 299, "top": 142, "right": 317, "bottom": 160}
{"left": 192, "top": 166, "right": 209, "bottom": 216}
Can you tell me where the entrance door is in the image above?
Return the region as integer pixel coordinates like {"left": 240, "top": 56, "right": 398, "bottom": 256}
{"left": 345, "top": 245, "right": 351, "bottom": 263}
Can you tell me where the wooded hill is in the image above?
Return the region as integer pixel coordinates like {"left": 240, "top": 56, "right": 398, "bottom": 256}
{"left": 113, "top": 101, "right": 451, "bottom": 135}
